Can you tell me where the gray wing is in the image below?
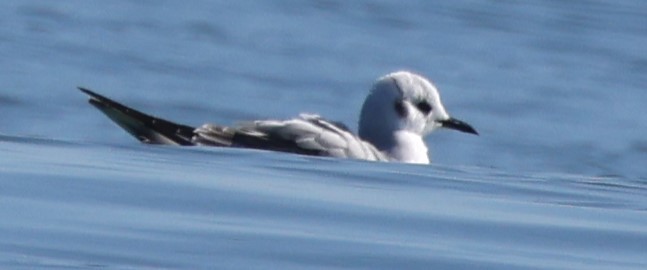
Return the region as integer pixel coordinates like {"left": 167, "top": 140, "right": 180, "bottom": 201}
{"left": 79, "top": 88, "right": 386, "bottom": 161}
{"left": 193, "top": 114, "right": 388, "bottom": 161}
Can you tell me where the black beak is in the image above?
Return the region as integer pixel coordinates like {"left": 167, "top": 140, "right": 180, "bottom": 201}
{"left": 439, "top": 118, "right": 478, "bottom": 135}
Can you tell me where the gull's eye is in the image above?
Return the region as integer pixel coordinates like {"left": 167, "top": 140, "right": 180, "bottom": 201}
{"left": 394, "top": 100, "right": 407, "bottom": 118}
{"left": 415, "top": 101, "right": 432, "bottom": 115}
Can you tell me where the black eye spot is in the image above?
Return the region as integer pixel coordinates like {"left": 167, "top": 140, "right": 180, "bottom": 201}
{"left": 415, "top": 101, "right": 433, "bottom": 115}
{"left": 394, "top": 100, "right": 407, "bottom": 118}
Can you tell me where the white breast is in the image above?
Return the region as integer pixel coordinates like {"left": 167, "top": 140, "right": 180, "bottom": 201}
{"left": 386, "top": 131, "right": 430, "bottom": 164}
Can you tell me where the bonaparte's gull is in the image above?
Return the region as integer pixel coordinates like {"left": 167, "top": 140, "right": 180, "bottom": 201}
{"left": 79, "top": 71, "right": 477, "bottom": 164}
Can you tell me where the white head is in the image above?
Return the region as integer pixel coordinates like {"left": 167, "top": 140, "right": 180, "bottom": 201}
{"left": 358, "top": 71, "right": 477, "bottom": 156}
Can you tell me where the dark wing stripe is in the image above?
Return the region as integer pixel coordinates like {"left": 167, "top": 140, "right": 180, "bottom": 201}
{"left": 192, "top": 124, "right": 235, "bottom": 146}
{"left": 327, "top": 120, "right": 352, "bottom": 133}
{"left": 306, "top": 116, "right": 349, "bottom": 140}
{"left": 231, "top": 131, "right": 325, "bottom": 156}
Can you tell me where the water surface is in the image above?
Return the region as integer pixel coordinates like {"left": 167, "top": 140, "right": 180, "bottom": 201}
{"left": 1, "top": 1, "right": 646, "bottom": 269}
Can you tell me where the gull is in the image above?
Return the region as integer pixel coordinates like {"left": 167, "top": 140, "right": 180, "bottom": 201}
{"left": 79, "top": 71, "right": 477, "bottom": 164}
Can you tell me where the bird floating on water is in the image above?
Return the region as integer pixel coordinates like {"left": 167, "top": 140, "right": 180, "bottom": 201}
{"left": 79, "top": 71, "right": 477, "bottom": 164}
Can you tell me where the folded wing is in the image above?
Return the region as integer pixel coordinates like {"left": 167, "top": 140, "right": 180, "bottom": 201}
{"left": 80, "top": 88, "right": 387, "bottom": 161}
{"left": 194, "top": 114, "right": 387, "bottom": 161}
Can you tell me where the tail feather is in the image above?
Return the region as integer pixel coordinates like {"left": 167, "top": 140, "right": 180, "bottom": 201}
{"left": 79, "top": 87, "right": 196, "bottom": 146}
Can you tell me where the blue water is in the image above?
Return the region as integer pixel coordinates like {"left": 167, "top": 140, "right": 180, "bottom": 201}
{"left": 1, "top": 1, "right": 646, "bottom": 269}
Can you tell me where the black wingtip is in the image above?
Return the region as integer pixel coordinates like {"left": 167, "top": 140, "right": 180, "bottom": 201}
{"left": 77, "top": 86, "right": 197, "bottom": 146}
{"left": 78, "top": 87, "right": 120, "bottom": 109}
{"left": 78, "top": 87, "right": 103, "bottom": 101}
{"left": 78, "top": 86, "right": 91, "bottom": 94}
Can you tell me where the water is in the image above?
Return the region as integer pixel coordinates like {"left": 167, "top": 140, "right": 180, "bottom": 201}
{"left": 1, "top": 1, "right": 646, "bottom": 269}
